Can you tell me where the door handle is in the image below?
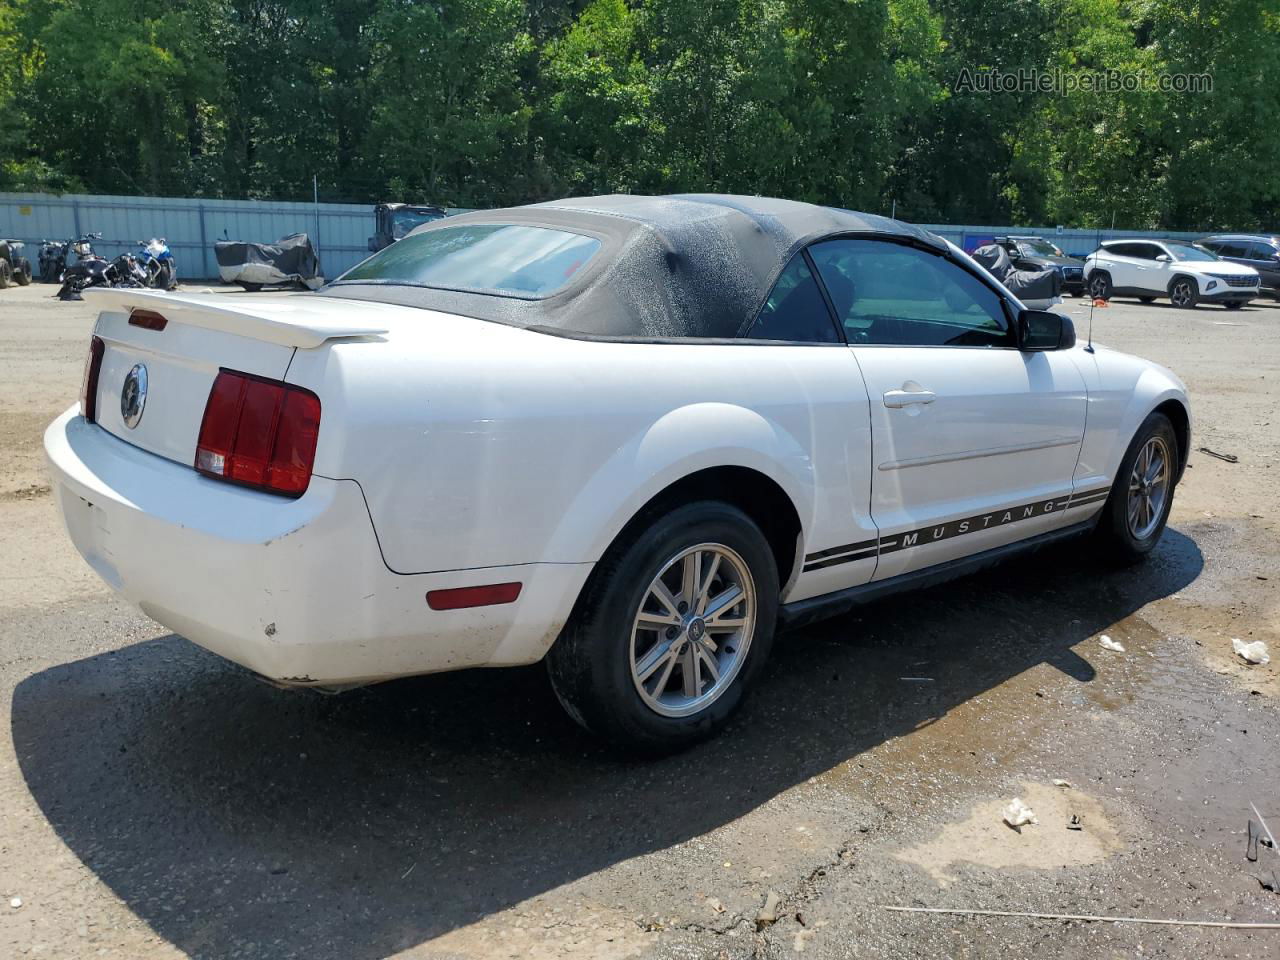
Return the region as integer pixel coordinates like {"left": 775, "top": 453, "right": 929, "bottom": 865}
{"left": 883, "top": 387, "right": 937, "bottom": 408}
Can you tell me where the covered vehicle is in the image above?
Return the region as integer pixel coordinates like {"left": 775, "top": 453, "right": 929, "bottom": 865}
{"left": 214, "top": 232, "right": 323, "bottom": 291}
{"left": 369, "top": 202, "right": 447, "bottom": 252}
{"left": 995, "top": 235, "right": 1087, "bottom": 296}
{"left": 47, "top": 194, "right": 1189, "bottom": 751}
{"left": 971, "top": 243, "right": 1063, "bottom": 308}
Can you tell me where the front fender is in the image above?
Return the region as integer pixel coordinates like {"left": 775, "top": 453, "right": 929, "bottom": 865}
{"left": 1074, "top": 345, "right": 1190, "bottom": 488}
{"left": 544, "top": 402, "right": 816, "bottom": 564}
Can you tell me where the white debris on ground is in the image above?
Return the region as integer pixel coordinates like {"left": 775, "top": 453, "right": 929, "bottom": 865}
{"left": 1052, "top": 779, "right": 1073, "bottom": 788}
{"left": 1002, "top": 798, "right": 1039, "bottom": 829}
{"left": 9, "top": 896, "right": 21, "bottom": 908}
{"left": 1099, "top": 635, "right": 1126, "bottom": 653}
{"left": 1232, "top": 638, "right": 1271, "bottom": 665}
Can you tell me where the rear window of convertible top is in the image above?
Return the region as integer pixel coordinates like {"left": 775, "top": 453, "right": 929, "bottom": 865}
{"left": 336, "top": 224, "right": 602, "bottom": 298}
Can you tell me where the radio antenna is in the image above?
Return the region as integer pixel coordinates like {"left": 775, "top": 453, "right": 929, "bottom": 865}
{"left": 1086, "top": 293, "right": 1096, "bottom": 353}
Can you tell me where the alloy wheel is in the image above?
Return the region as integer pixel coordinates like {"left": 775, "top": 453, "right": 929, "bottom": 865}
{"left": 1171, "top": 280, "right": 1194, "bottom": 307}
{"left": 629, "top": 543, "right": 756, "bottom": 718}
{"left": 1127, "top": 436, "right": 1170, "bottom": 540}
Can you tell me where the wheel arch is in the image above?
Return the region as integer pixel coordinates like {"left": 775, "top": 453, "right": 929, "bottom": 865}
{"left": 1153, "top": 397, "right": 1191, "bottom": 482}
{"left": 597, "top": 465, "right": 805, "bottom": 594}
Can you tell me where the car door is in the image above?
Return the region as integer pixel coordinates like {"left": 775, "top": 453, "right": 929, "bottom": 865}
{"left": 1246, "top": 242, "right": 1280, "bottom": 289}
{"left": 1100, "top": 243, "right": 1141, "bottom": 289}
{"left": 808, "top": 237, "right": 1088, "bottom": 581}
{"left": 1139, "top": 242, "right": 1178, "bottom": 292}
{"left": 742, "top": 252, "right": 882, "bottom": 601}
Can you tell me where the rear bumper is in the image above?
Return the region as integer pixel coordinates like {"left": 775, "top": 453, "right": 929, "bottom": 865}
{"left": 44, "top": 407, "right": 590, "bottom": 685}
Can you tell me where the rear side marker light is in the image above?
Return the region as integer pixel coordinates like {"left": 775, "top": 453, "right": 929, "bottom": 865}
{"left": 80, "top": 335, "right": 105, "bottom": 422}
{"left": 128, "top": 310, "right": 168, "bottom": 331}
{"left": 195, "top": 370, "right": 321, "bottom": 497}
{"left": 426, "top": 583, "right": 523, "bottom": 611}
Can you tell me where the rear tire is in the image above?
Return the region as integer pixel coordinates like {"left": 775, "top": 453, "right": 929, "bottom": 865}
{"left": 1169, "top": 277, "right": 1198, "bottom": 309}
{"left": 237, "top": 281, "right": 263, "bottom": 292}
{"left": 0, "top": 261, "right": 9, "bottom": 288}
{"left": 1224, "top": 301, "right": 1243, "bottom": 310}
{"left": 14, "top": 258, "right": 31, "bottom": 285}
{"left": 1139, "top": 296, "right": 1156, "bottom": 304}
{"left": 1094, "top": 412, "right": 1178, "bottom": 564}
{"left": 1088, "top": 272, "right": 1112, "bottom": 300}
{"left": 546, "top": 501, "right": 779, "bottom": 753}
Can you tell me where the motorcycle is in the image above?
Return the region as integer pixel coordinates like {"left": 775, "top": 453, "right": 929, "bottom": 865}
{"left": 38, "top": 233, "right": 95, "bottom": 284}
{"left": 135, "top": 237, "right": 177, "bottom": 290}
{"left": 56, "top": 236, "right": 148, "bottom": 301}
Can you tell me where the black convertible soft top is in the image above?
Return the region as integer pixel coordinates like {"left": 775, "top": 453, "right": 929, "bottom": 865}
{"left": 322, "top": 194, "right": 947, "bottom": 340}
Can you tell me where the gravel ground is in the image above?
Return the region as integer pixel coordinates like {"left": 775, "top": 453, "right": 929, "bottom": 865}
{"left": 0, "top": 283, "right": 1277, "bottom": 959}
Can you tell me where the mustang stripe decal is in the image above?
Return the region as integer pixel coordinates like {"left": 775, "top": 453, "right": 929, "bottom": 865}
{"left": 802, "top": 486, "right": 1113, "bottom": 573}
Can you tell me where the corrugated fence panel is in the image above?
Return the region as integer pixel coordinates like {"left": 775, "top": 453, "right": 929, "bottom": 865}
{"left": 0, "top": 193, "right": 381, "bottom": 280}
{"left": 918, "top": 223, "right": 1206, "bottom": 257}
{"left": 1, "top": 191, "right": 1220, "bottom": 281}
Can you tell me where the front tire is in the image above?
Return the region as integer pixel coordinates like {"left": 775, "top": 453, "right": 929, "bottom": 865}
{"left": 237, "top": 281, "right": 263, "bottom": 292}
{"left": 14, "top": 258, "right": 31, "bottom": 285}
{"left": 1169, "top": 277, "right": 1199, "bottom": 309}
{"left": 1224, "top": 301, "right": 1243, "bottom": 311}
{"left": 547, "top": 501, "right": 779, "bottom": 752}
{"left": 1095, "top": 412, "right": 1178, "bottom": 563}
{"left": 1139, "top": 296, "right": 1156, "bottom": 304}
{"left": 1088, "top": 272, "right": 1112, "bottom": 300}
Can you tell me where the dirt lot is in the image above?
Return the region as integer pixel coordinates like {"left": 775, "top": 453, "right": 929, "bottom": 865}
{"left": 1, "top": 282, "right": 1278, "bottom": 959}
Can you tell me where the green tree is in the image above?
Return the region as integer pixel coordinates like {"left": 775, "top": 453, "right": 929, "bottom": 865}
{"left": 363, "top": 0, "right": 533, "bottom": 205}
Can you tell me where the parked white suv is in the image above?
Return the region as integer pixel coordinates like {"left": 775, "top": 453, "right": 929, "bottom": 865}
{"left": 1084, "top": 239, "right": 1260, "bottom": 309}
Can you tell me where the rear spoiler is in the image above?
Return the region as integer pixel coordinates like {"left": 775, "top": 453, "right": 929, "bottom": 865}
{"left": 84, "top": 288, "right": 391, "bottom": 349}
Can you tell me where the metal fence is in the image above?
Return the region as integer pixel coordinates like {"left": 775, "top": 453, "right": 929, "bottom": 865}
{"left": 0, "top": 190, "right": 1214, "bottom": 281}
{"left": 920, "top": 222, "right": 1204, "bottom": 258}
{"left": 0, "top": 192, "right": 412, "bottom": 281}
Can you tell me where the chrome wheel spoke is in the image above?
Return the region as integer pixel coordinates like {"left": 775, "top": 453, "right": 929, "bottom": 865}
{"left": 707, "top": 617, "right": 746, "bottom": 632}
{"left": 650, "top": 580, "right": 681, "bottom": 620}
{"left": 681, "top": 643, "right": 700, "bottom": 697}
{"left": 704, "top": 584, "right": 744, "bottom": 622}
{"left": 695, "top": 553, "right": 721, "bottom": 614}
{"left": 695, "top": 642, "right": 720, "bottom": 686}
{"left": 680, "top": 552, "right": 701, "bottom": 610}
{"left": 635, "top": 640, "right": 675, "bottom": 685}
{"left": 636, "top": 610, "right": 681, "bottom": 630}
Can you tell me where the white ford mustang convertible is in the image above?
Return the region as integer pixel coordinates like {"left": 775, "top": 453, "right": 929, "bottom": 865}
{"left": 46, "top": 195, "right": 1189, "bottom": 750}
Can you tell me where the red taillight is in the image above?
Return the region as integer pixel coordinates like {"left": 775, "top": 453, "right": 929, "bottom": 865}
{"left": 80, "top": 335, "right": 105, "bottom": 422}
{"left": 195, "top": 370, "right": 321, "bottom": 497}
{"left": 426, "top": 583, "right": 523, "bottom": 611}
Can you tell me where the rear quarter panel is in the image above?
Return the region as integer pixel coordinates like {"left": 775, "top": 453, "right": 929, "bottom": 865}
{"left": 284, "top": 310, "right": 875, "bottom": 580}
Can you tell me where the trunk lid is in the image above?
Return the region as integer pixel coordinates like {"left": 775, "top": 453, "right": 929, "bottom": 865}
{"left": 84, "top": 289, "right": 390, "bottom": 467}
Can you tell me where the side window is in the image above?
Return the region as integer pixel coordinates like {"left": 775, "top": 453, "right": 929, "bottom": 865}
{"left": 808, "top": 238, "right": 1011, "bottom": 348}
{"left": 1106, "top": 243, "right": 1136, "bottom": 258}
{"left": 1249, "top": 242, "right": 1277, "bottom": 261}
{"left": 745, "top": 254, "right": 840, "bottom": 343}
{"left": 1133, "top": 244, "right": 1161, "bottom": 261}
{"left": 1219, "top": 242, "right": 1248, "bottom": 258}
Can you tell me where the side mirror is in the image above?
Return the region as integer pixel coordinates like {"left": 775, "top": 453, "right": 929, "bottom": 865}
{"left": 1155, "top": 253, "right": 1172, "bottom": 262}
{"left": 1018, "top": 309, "right": 1075, "bottom": 352}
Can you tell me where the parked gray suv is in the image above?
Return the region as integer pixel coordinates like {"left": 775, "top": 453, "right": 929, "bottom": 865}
{"left": 1196, "top": 235, "right": 1280, "bottom": 301}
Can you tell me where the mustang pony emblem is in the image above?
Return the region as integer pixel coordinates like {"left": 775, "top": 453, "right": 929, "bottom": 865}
{"left": 120, "top": 364, "right": 148, "bottom": 429}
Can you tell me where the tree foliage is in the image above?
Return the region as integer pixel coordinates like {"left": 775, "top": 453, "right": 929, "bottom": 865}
{"left": 0, "top": 0, "right": 1276, "bottom": 229}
